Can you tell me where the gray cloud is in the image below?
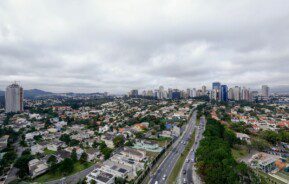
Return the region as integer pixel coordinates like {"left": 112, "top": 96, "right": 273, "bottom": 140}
{"left": 0, "top": 0, "right": 289, "bottom": 93}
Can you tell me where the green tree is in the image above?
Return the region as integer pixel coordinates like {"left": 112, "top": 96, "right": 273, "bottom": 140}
{"left": 0, "top": 150, "right": 17, "bottom": 169}
{"left": 251, "top": 139, "right": 270, "bottom": 151}
{"left": 92, "top": 141, "right": 98, "bottom": 148}
{"left": 80, "top": 152, "right": 88, "bottom": 163}
{"left": 60, "top": 134, "right": 71, "bottom": 145}
{"left": 195, "top": 118, "right": 258, "bottom": 184}
{"left": 124, "top": 140, "right": 134, "bottom": 147}
{"left": 113, "top": 135, "right": 125, "bottom": 148}
{"left": 59, "top": 158, "right": 74, "bottom": 175}
{"left": 14, "top": 153, "right": 34, "bottom": 178}
{"left": 101, "top": 147, "right": 113, "bottom": 160}
{"left": 71, "top": 148, "right": 78, "bottom": 162}
{"left": 33, "top": 135, "right": 42, "bottom": 142}
{"left": 47, "top": 155, "right": 57, "bottom": 165}
{"left": 115, "top": 177, "right": 126, "bottom": 184}
{"left": 70, "top": 139, "right": 80, "bottom": 146}
{"left": 262, "top": 130, "right": 279, "bottom": 145}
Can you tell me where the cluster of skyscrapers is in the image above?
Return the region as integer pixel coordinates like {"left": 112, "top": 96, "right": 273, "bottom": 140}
{"left": 211, "top": 82, "right": 261, "bottom": 102}
{"left": 129, "top": 82, "right": 270, "bottom": 102}
{"left": 129, "top": 86, "right": 206, "bottom": 100}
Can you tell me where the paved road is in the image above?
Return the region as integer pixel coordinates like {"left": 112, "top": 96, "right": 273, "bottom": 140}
{"left": 150, "top": 111, "right": 197, "bottom": 184}
{"left": 180, "top": 116, "right": 206, "bottom": 184}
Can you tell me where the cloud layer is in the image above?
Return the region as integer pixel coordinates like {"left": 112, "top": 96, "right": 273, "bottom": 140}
{"left": 1, "top": 0, "right": 289, "bottom": 93}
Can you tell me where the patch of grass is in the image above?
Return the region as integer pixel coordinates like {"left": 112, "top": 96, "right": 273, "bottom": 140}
{"left": 33, "top": 161, "right": 94, "bottom": 183}
{"left": 34, "top": 171, "right": 62, "bottom": 183}
{"left": 148, "top": 138, "right": 171, "bottom": 147}
{"left": 167, "top": 131, "right": 195, "bottom": 184}
{"left": 196, "top": 118, "right": 200, "bottom": 126}
{"left": 73, "top": 162, "right": 94, "bottom": 173}
{"left": 146, "top": 151, "right": 159, "bottom": 160}
{"left": 44, "top": 148, "right": 57, "bottom": 155}
{"left": 231, "top": 146, "right": 248, "bottom": 160}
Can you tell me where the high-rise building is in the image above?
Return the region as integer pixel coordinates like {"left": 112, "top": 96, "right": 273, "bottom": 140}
{"left": 168, "top": 88, "right": 173, "bottom": 99}
{"left": 211, "top": 89, "right": 218, "bottom": 100}
{"left": 212, "top": 82, "right": 221, "bottom": 101}
{"left": 147, "top": 90, "right": 154, "bottom": 97}
{"left": 172, "top": 89, "right": 181, "bottom": 100}
{"left": 212, "top": 82, "right": 221, "bottom": 90}
{"left": 130, "top": 89, "right": 138, "bottom": 98}
{"left": 220, "top": 85, "right": 228, "bottom": 102}
{"left": 250, "top": 91, "right": 258, "bottom": 101}
{"left": 5, "top": 83, "right": 24, "bottom": 113}
{"left": 202, "top": 85, "right": 207, "bottom": 95}
{"left": 233, "top": 86, "right": 241, "bottom": 101}
{"left": 142, "top": 90, "right": 147, "bottom": 96}
{"left": 159, "top": 86, "right": 165, "bottom": 99}
{"left": 192, "top": 88, "right": 197, "bottom": 97}
{"left": 228, "top": 88, "right": 234, "bottom": 100}
{"left": 261, "top": 85, "right": 269, "bottom": 99}
{"left": 187, "top": 89, "right": 192, "bottom": 98}
{"left": 241, "top": 87, "right": 250, "bottom": 101}
{"left": 154, "top": 89, "right": 159, "bottom": 99}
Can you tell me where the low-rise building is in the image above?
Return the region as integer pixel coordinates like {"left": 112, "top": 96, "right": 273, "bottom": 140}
{"left": 101, "top": 133, "right": 115, "bottom": 149}
{"left": 236, "top": 132, "right": 251, "bottom": 144}
{"left": 86, "top": 148, "right": 100, "bottom": 162}
{"left": 86, "top": 169, "right": 115, "bottom": 184}
{"left": 0, "top": 135, "right": 9, "bottom": 151}
{"left": 249, "top": 152, "right": 281, "bottom": 173}
{"left": 31, "top": 144, "right": 45, "bottom": 155}
{"left": 133, "top": 140, "right": 161, "bottom": 152}
{"left": 28, "top": 159, "right": 49, "bottom": 178}
{"left": 119, "top": 147, "right": 146, "bottom": 161}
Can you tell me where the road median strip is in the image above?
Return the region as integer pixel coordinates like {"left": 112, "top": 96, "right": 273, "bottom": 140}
{"left": 167, "top": 130, "right": 196, "bottom": 183}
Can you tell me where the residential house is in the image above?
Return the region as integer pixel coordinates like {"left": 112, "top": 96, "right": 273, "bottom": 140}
{"left": 119, "top": 147, "right": 146, "bottom": 162}
{"left": 31, "top": 144, "right": 45, "bottom": 155}
{"left": 54, "top": 150, "right": 71, "bottom": 162}
{"left": 28, "top": 159, "right": 49, "bottom": 178}
{"left": 0, "top": 135, "right": 9, "bottom": 151}
{"left": 236, "top": 133, "right": 251, "bottom": 144}
{"left": 133, "top": 140, "right": 161, "bottom": 152}
{"left": 86, "top": 148, "right": 100, "bottom": 162}
{"left": 101, "top": 133, "right": 115, "bottom": 149}
{"left": 249, "top": 152, "right": 281, "bottom": 173}
{"left": 86, "top": 169, "right": 115, "bottom": 184}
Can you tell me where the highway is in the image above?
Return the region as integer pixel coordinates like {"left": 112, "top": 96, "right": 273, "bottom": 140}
{"left": 150, "top": 110, "right": 197, "bottom": 184}
{"left": 180, "top": 116, "right": 206, "bottom": 184}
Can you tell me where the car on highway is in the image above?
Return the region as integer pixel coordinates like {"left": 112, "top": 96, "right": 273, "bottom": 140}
{"left": 162, "top": 175, "right": 166, "bottom": 180}
{"left": 154, "top": 181, "right": 158, "bottom": 184}
{"left": 186, "top": 159, "right": 189, "bottom": 163}
{"left": 182, "top": 170, "right": 186, "bottom": 174}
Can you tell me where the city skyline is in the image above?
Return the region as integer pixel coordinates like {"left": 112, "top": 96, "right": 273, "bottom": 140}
{"left": 0, "top": 82, "right": 275, "bottom": 95}
{"left": 1, "top": 1, "right": 289, "bottom": 93}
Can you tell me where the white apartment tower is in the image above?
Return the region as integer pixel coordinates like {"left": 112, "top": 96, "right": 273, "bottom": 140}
{"left": 233, "top": 86, "right": 241, "bottom": 101}
{"left": 261, "top": 85, "right": 269, "bottom": 99}
{"left": 5, "top": 83, "right": 24, "bottom": 113}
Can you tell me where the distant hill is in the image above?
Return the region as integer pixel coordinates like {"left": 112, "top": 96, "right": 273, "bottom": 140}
{"left": 0, "top": 89, "right": 54, "bottom": 106}
{"left": 24, "top": 89, "right": 53, "bottom": 98}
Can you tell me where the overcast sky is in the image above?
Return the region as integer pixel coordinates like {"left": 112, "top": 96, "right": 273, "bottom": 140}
{"left": 0, "top": 0, "right": 289, "bottom": 93}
